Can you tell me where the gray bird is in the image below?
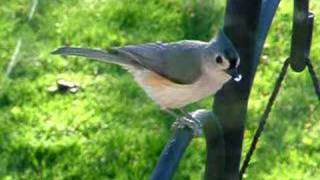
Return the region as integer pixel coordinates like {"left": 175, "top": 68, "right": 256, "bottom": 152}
{"left": 52, "top": 30, "right": 241, "bottom": 132}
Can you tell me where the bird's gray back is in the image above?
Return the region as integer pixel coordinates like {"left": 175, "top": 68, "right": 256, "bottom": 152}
{"left": 115, "top": 40, "right": 209, "bottom": 84}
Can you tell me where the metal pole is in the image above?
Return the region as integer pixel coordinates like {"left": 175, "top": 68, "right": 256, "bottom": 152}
{"left": 211, "top": 0, "right": 280, "bottom": 179}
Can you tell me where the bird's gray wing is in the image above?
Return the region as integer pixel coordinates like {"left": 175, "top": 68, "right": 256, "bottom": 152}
{"left": 116, "top": 40, "right": 208, "bottom": 84}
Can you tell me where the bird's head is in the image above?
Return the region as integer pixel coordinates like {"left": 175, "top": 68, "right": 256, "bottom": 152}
{"left": 207, "top": 30, "right": 242, "bottom": 82}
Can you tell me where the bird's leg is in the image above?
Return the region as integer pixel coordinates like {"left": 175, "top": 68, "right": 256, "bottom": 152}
{"left": 163, "top": 109, "right": 180, "bottom": 120}
{"left": 164, "top": 108, "right": 202, "bottom": 137}
{"left": 178, "top": 108, "right": 202, "bottom": 137}
{"left": 178, "top": 108, "right": 201, "bottom": 125}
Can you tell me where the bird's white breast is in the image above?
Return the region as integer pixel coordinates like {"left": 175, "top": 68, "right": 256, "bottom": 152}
{"left": 128, "top": 67, "right": 231, "bottom": 109}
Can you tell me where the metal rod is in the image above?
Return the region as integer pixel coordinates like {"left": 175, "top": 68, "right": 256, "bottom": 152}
{"left": 151, "top": 110, "right": 221, "bottom": 180}
{"left": 151, "top": 128, "right": 193, "bottom": 180}
{"left": 240, "top": 59, "right": 290, "bottom": 178}
{"left": 306, "top": 59, "right": 320, "bottom": 100}
{"left": 212, "top": 0, "right": 280, "bottom": 179}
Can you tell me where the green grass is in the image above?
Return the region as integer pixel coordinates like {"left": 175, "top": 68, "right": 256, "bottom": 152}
{"left": 1, "top": 0, "right": 320, "bottom": 179}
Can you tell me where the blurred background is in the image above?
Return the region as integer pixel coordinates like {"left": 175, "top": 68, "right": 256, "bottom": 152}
{"left": 1, "top": 0, "right": 320, "bottom": 179}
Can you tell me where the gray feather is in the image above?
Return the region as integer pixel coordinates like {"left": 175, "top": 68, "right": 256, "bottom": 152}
{"left": 117, "top": 40, "right": 209, "bottom": 84}
{"left": 52, "top": 40, "right": 210, "bottom": 84}
{"left": 51, "top": 47, "right": 136, "bottom": 66}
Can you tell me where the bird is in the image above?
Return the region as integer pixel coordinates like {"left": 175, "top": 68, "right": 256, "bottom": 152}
{"left": 52, "top": 30, "right": 241, "bottom": 134}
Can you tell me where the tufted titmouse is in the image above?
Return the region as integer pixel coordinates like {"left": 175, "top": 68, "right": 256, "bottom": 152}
{"left": 52, "top": 30, "right": 241, "bottom": 132}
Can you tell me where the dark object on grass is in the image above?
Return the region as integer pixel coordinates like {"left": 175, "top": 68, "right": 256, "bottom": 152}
{"left": 48, "top": 79, "right": 80, "bottom": 93}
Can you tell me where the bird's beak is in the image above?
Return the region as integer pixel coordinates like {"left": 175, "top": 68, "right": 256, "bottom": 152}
{"left": 226, "top": 68, "right": 242, "bottom": 82}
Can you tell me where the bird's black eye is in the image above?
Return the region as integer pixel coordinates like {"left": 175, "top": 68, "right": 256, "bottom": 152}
{"left": 216, "top": 55, "right": 223, "bottom": 64}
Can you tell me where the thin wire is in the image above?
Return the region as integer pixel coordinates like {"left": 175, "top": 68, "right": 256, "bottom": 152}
{"left": 306, "top": 58, "right": 320, "bottom": 100}
{"left": 240, "top": 59, "right": 290, "bottom": 178}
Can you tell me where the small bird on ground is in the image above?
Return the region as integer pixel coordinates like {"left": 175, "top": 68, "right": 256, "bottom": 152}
{"left": 52, "top": 30, "right": 241, "bottom": 135}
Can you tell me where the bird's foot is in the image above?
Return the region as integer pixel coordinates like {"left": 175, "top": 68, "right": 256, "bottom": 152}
{"left": 171, "top": 115, "right": 203, "bottom": 137}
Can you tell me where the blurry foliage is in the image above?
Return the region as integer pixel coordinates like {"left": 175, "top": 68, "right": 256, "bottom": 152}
{"left": 181, "top": 0, "right": 223, "bottom": 40}
{"left": 0, "top": 0, "right": 320, "bottom": 179}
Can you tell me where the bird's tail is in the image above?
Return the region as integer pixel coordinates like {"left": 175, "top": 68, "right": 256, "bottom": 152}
{"left": 51, "top": 47, "right": 134, "bottom": 66}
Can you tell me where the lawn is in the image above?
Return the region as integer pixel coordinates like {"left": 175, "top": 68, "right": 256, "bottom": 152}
{"left": 1, "top": 0, "right": 320, "bottom": 179}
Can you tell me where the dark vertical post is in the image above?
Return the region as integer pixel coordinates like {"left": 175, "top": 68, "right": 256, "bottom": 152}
{"left": 214, "top": 1, "right": 262, "bottom": 178}
{"left": 209, "top": 0, "right": 280, "bottom": 179}
{"left": 289, "top": 0, "right": 311, "bottom": 72}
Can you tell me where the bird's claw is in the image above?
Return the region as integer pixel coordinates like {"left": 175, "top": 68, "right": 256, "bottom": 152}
{"left": 171, "top": 116, "right": 203, "bottom": 137}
